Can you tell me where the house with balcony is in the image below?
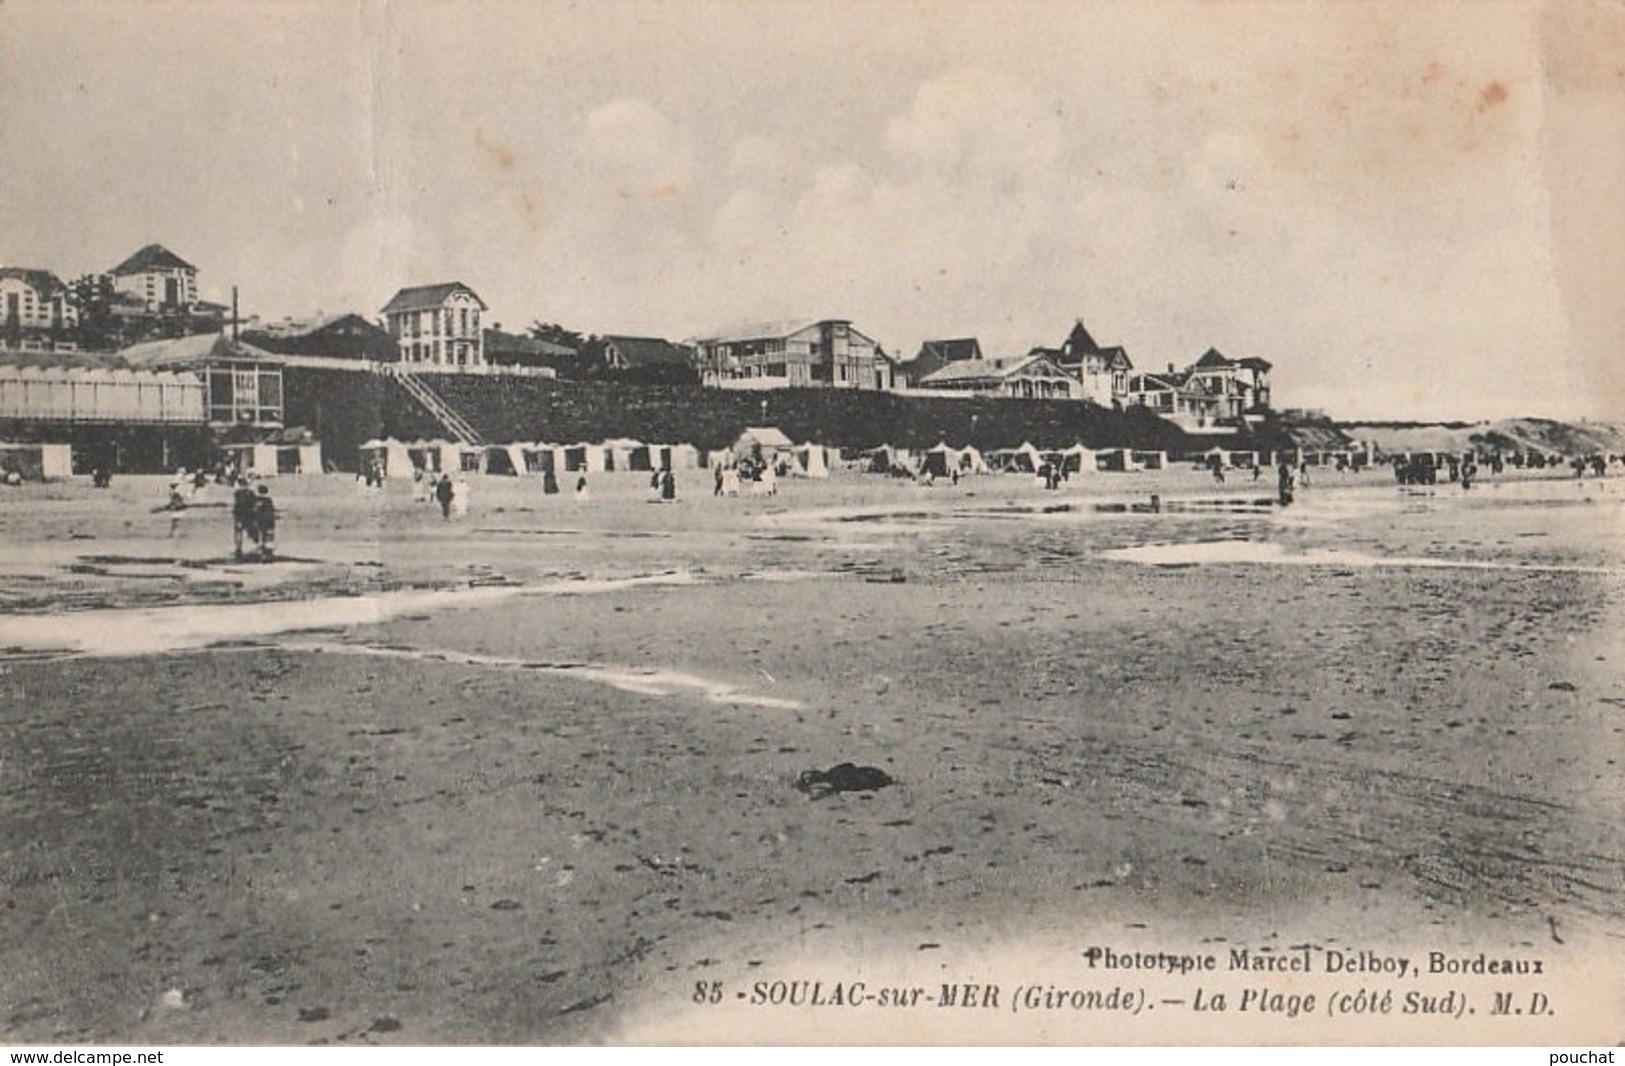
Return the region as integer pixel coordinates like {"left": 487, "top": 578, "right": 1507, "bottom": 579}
{"left": 916, "top": 351, "right": 1077, "bottom": 400}
{"left": 1186, "top": 347, "right": 1272, "bottom": 419}
{"left": 381, "top": 282, "right": 486, "bottom": 368}
{"left": 1056, "top": 318, "right": 1133, "bottom": 406}
{"left": 0, "top": 268, "right": 79, "bottom": 352}
{"left": 695, "top": 318, "right": 894, "bottom": 390}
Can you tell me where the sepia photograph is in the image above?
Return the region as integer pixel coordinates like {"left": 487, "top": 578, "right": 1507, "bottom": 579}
{"left": 0, "top": 0, "right": 1622, "bottom": 1048}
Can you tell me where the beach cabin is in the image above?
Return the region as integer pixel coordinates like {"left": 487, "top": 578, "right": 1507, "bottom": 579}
{"left": 1056, "top": 443, "right": 1097, "bottom": 476}
{"left": 0, "top": 441, "right": 72, "bottom": 481}
{"left": 731, "top": 426, "right": 795, "bottom": 468}
{"left": 789, "top": 443, "right": 831, "bottom": 478}
{"left": 991, "top": 441, "right": 1044, "bottom": 474}
{"left": 562, "top": 443, "right": 609, "bottom": 473}
{"left": 359, "top": 438, "right": 412, "bottom": 477}
{"left": 1094, "top": 448, "right": 1128, "bottom": 472}
{"left": 921, "top": 442, "right": 958, "bottom": 479}
{"left": 602, "top": 438, "right": 644, "bottom": 472}
{"left": 863, "top": 444, "right": 914, "bottom": 475}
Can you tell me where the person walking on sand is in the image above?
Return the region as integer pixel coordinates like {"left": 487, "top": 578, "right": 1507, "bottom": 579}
{"left": 452, "top": 473, "right": 470, "bottom": 519}
{"left": 251, "top": 483, "right": 277, "bottom": 561}
{"left": 1277, "top": 460, "right": 1295, "bottom": 508}
{"left": 575, "top": 474, "right": 590, "bottom": 500}
{"left": 232, "top": 477, "right": 257, "bottom": 559}
{"left": 660, "top": 467, "right": 676, "bottom": 503}
{"left": 435, "top": 473, "right": 454, "bottom": 519}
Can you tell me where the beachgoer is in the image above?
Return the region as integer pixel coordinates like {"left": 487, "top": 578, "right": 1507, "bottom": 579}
{"left": 713, "top": 464, "right": 724, "bottom": 497}
{"left": 660, "top": 468, "right": 676, "bottom": 502}
{"left": 435, "top": 473, "right": 454, "bottom": 518}
{"left": 451, "top": 475, "right": 470, "bottom": 519}
{"left": 232, "top": 478, "right": 257, "bottom": 559}
{"left": 251, "top": 484, "right": 276, "bottom": 561}
{"left": 1277, "top": 461, "right": 1295, "bottom": 507}
{"left": 164, "top": 478, "right": 189, "bottom": 537}
{"left": 575, "top": 474, "right": 590, "bottom": 500}
{"left": 649, "top": 469, "right": 663, "bottom": 503}
{"left": 542, "top": 468, "right": 559, "bottom": 495}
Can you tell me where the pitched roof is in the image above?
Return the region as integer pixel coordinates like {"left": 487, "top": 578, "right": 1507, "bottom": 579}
{"left": 485, "top": 328, "right": 576, "bottom": 358}
{"left": 380, "top": 282, "right": 486, "bottom": 315}
{"left": 0, "top": 348, "right": 123, "bottom": 371}
{"left": 920, "top": 353, "right": 1072, "bottom": 385}
{"left": 697, "top": 318, "right": 880, "bottom": 346}
{"left": 601, "top": 334, "right": 692, "bottom": 367}
{"left": 120, "top": 332, "right": 279, "bottom": 369}
{"left": 697, "top": 318, "right": 825, "bottom": 344}
{"left": 0, "top": 267, "right": 70, "bottom": 295}
{"left": 245, "top": 312, "right": 377, "bottom": 339}
{"left": 1131, "top": 370, "right": 1187, "bottom": 392}
{"left": 735, "top": 426, "right": 794, "bottom": 449}
{"left": 1064, "top": 319, "right": 1101, "bottom": 353}
{"left": 917, "top": 338, "right": 982, "bottom": 363}
{"left": 1192, "top": 347, "right": 1232, "bottom": 369}
{"left": 110, "top": 244, "right": 196, "bottom": 275}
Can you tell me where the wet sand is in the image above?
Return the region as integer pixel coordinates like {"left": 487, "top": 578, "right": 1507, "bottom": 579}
{"left": 0, "top": 467, "right": 1622, "bottom": 1044}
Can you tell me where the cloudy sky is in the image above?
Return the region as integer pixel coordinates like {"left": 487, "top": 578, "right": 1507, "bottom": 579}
{"left": 2, "top": 0, "right": 1620, "bottom": 420}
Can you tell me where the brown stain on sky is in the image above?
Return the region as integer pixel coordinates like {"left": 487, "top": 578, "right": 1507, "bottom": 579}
{"left": 1477, "top": 80, "right": 1509, "bottom": 113}
{"left": 474, "top": 127, "right": 517, "bottom": 173}
{"left": 618, "top": 182, "right": 682, "bottom": 202}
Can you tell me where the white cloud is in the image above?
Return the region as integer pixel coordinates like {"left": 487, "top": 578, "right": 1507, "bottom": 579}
{"left": 887, "top": 68, "right": 1066, "bottom": 177}
{"left": 581, "top": 99, "right": 696, "bottom": 199}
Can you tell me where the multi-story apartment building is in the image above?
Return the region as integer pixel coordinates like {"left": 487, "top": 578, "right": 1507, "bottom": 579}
{"left": 380, "top": 282, "right": 486, "bottom": 368}
{"left": 109, "top": 244, "right": 199, "bottom": 312}
{"left": 0, "top": 268, "right": 79, "bottom": 350}
{"left": 694, "top": 318, "right": 894, "bottom": 390}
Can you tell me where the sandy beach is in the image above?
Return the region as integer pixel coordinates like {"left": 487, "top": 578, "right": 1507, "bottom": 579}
{"left": 1, "top": 466, "right": 1621, "bottom": 1044}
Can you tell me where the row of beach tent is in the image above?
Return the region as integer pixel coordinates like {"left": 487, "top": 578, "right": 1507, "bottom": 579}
{"left": 358, "top": 429, "right": 839, "bottom": 479}
{"left": 358, "top": 432, "right": 1211, "bottom": 481}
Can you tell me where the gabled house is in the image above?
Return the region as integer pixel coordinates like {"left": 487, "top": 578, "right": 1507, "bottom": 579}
{"left": 917, "top": 352, "right": 1077, "bottom": 400}
{"left": 1057, "top": 318, "right": 1133, "bottom": 406}
{"left": 381, "top": 282, "right": 487, "bottom": 368}
{"left": 695, "top": 318, "right": 893, "bottom": 390}
{"left": 905, "top": 337, "right": 982, "bottom": 386}
{"left": 1186, "top": 347, "right": 1272, "bottom": 419}
{"left": 241, "top": 312, "right": 397, "bottom": 362}
{"left": 110, "top": 244, "right": 199, "bottom": 312}
{"left": 0, "top": 268, "right": 79, "bottom": 351}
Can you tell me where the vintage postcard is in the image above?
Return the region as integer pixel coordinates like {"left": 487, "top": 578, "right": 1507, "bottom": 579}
{"left": 0, "top": 0, "right": 1621, "bottom": 1048}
